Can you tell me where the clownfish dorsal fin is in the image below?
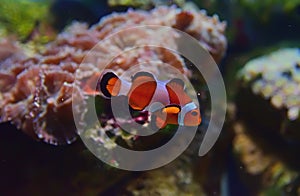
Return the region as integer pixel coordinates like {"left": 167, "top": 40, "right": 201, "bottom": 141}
{"left": 128, "top": 72, "right": 157, "bottom": 111}
{"left": 131, "top": 71, "right": 156, "bottom": 82}
{"left": 166, "top": 78, "right": 185, "bottom": 91}
{"left": 162, "top": 104, "right": 181, "bottom": 114}
{"left": 100, "top": 72, "right": 121, "bottom": 98}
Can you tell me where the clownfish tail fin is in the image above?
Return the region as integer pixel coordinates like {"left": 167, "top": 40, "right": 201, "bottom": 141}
{"left": 99, "top": 72, "right": 121, "bottom": 98}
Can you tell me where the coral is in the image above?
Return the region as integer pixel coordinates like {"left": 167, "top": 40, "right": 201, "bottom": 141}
{"left": 236, "top": 48, "right": 300, "bottom": 164}
{"left": 0, "top": 38, "right": 24, "bottom": 62}
{"left": 233, "top": 122, "right": 272, "bottom": 175}
{"left": 239, "top": 48, "right": 300, "bottom": 121}
{"left": 61, "top": 6, "right": 227, "bottom": 63}
{"left": 121, "top": 151, "right": 204, "bottom": 195}
{"left": 0, "top": 62, "right": 86, "bottom": 145}
{"left": 0, "top": 6, "right": 227, "bottom": 145}
{"left": 236, "top": 48, "right": 300, "bottom": 193}
{"left": 65, "top": 6, "right": 226, "bottom": 63}
{"left": 233, "top": 121, "right": 299, "bottom": 195}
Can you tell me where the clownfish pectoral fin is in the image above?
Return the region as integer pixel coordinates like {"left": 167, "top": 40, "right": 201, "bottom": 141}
{"left": 150, "top": 114, "right": 167, "bottom": 130}
{"left": 128, "top": 72, "right": 157, "bottom": 111}
{"left": 162, "top": 104, "right": 181, "bottom": 114}
{"left": 100, "top": 72, "right": 121, "bottom": 98}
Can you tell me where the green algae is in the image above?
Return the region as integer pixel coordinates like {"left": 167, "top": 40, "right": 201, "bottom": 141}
{"left": 0, "top": 0, "right": 51, "bottom": 41}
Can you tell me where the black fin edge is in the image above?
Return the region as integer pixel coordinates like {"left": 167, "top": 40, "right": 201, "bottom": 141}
{"left": 163, "top": 104, "right": 181, "bottom": 112}
{"left": 131, "top": 71, "right": 155, "bottom": 82}
{"left": 167, "top": 78, "right": 185, "bottom": 89}
{"left": 99, "top": 72, "right": 118, "bottom": 98}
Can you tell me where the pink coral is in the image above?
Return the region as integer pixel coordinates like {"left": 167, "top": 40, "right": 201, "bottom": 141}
{"left": 0, "top": 6, "right": 227, "bottom": 145}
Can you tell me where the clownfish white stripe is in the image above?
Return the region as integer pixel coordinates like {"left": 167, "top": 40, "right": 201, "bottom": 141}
{"left": 118, "top": 79, "right": 131, "bottom": 96}
{"left": 178, "top": 102, "right": 197, "bottom": 126}
{"left": 146, "top": 82, "right": 171, "bottom": 110}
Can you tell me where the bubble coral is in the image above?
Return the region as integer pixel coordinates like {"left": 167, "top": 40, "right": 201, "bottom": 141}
{"left": 237, "top": 48, "right": 300, "bottom": 169}
{"left": 0, "top": 6, "right": 227, "bottom": 145}
{"left": 233, "top": 122, "right": 299, "bottom": 195}
{"left": 239, "top": 48, "right": 300, "bottom": 121}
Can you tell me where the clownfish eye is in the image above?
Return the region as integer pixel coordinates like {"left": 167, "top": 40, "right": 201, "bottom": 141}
{"left": 191, "top": 111, "right": 198, "bottom": 116}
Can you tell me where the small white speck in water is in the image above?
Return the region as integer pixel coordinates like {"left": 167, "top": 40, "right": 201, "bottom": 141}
{"left": 37, "top": 133, "right": 43, "bottom": 139}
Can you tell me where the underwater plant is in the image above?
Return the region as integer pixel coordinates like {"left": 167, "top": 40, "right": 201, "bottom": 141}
{"left": 235, "top": 0, "right": 300, "bottom": 20}
{"left": 0, "top": 0, "right": 51, "bottom": 41}
{"left": 108, "top": 0, "right": 186, "bottom": 9}
{"left": 193, "top": 0, "right": 300, "bottom": 20}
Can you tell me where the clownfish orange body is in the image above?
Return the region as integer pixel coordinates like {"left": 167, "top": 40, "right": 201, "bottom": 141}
{"left": 99, "top": 71, "right": 202, "bottom": 129}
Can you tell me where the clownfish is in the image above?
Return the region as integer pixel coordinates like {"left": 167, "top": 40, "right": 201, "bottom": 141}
{"left": 98, "top": 71, "right": 202, "bottom": 129}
